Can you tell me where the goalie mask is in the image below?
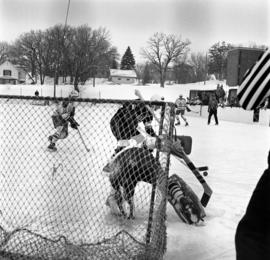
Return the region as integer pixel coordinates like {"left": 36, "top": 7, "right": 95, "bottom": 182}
{"left": 150, "top": 94, "right": 164, "bottom": 111}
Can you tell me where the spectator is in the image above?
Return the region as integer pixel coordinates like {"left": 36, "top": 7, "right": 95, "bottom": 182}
{"left": 219, "top": 85, "right": 226, "bottom": 107}
{"left": 215, "top": 84, "right": 220, "bottom": 99}
{"left": 34, "top": 90, "right": 39, "bottom": 97}
{"left": 235, "top": 48, "right": 270, "bottom": 260}
{"left": 215, "top": 84, "right": 226, "bottom": 107}
{"left": 262, "top": 97, "right": 269, "bottom": 110}
{"left": 207, "top": 94, "right": 219, "bottom": 125}
{"left": 235, "top": 151, "right": 270, "bottom": 260}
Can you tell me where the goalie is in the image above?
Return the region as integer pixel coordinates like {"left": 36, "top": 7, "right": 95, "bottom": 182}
{"left": 104, "top": 92, "right": 206, "bottom": 224}
{"left": 47, "top": 90, "right": 80, "bottom": 151}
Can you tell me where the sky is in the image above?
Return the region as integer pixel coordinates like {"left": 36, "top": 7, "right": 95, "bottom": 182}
{"left": 0, "top": 0, "right": 269, "bottom": 63}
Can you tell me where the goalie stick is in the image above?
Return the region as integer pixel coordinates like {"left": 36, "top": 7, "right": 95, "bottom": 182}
{"left": 134, "top": 89, "right": 213, "bottom": 207}
{"left": 173, "top": 154, "right": 212, "bottom": 207}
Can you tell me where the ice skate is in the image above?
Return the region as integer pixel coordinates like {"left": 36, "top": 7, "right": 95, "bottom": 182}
{"left": 47, "top": 142, "right": 57, "bottom": 152}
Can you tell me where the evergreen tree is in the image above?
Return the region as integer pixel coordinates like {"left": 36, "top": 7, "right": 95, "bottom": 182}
{"left": 120, "top": 46, "right": 135, "bottom": 70}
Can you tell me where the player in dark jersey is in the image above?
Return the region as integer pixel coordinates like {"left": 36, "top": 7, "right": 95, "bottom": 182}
{"left": 109, "top": 100, "right": 156, "bottom": 155}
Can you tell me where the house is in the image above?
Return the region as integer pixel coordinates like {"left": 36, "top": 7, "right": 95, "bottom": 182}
{"left": 0, "top": 60, "right": 26, "bottom": 84}
{"left": 109, "top": 69, "right": 137, "bottom": 84}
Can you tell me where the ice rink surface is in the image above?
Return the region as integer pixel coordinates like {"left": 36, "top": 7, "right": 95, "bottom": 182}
{"left": 0, "top": 83, "right": 269, "bottom": 259}
{"left": 165, "top": 116, "right": 269, "bottom": 260}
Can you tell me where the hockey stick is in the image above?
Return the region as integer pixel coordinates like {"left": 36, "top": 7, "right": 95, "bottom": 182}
{"left": 186, "top": 105, "right": 199, "bottom": 114}
{"left": 177, "top": 158, "right": 209, "bottom": 173}
{"left": 138, "top": 125, "right": 212, "bottom": 207}
{"left": 135, "top": 90, "right": 212, "bottom": 206}
{"left": 173, "top": 155, "right": 212, "bottom": 207}
{"left": 77, "top": 128, "right": 90, "bottom": 152}
{"left": 188, "top": 109, "right": 200, "bottom": 114}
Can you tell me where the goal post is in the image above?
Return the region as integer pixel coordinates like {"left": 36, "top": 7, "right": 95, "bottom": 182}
{"left": 0, "top": 95, "right": 176, "bottom": 260}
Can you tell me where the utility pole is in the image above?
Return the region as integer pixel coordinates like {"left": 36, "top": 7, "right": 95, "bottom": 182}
{"left": 53, "top": 0, "right": 71, "bottom": 97}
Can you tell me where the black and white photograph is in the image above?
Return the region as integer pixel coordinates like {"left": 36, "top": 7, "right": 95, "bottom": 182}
{"left": 0, "top": 0, "right": 269, "bottom": 259}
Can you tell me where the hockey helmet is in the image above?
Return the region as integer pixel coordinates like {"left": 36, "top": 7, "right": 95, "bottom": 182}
{"left": 69, "top": 90, "right": 79, "bottom": 98}
{"left": 150, "top": 94, "right": 163, "bottom": 102}
{"left": 62, "top": 100, "right": 69, "bottom": 108}
{"left": 150, "top": 94, "right": 164, "bottom": 110}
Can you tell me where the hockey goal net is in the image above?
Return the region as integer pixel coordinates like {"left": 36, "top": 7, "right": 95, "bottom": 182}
{"left": 0, "top": 95, "right": 175, "bottom": 260}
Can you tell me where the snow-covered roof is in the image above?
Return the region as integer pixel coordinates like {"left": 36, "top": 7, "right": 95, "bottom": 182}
{"left": 110, "top": 69, "right": 137, "bottom": 78}
{"left": 0, "top": 75, "right": 17, "bottom": 80}
{"left": 0, "top": 60, "right": 25, "bottom": 72}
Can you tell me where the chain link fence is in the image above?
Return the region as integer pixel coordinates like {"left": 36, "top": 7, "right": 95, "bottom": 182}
{"left": 0, "top": 95, "right": 175, "bottom": 260}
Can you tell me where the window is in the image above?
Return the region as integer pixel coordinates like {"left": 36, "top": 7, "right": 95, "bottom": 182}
{"left": 3, "top": 70, "right": 11, "bottom": 76}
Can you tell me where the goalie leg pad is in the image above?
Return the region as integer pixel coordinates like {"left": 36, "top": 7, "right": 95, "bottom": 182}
{"left": 168, "top": 174, "right": 206, "bottom": 224}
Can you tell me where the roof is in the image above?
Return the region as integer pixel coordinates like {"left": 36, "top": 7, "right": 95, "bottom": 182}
{"left": 228, "top": 47, "right": 265, "bottom": 53}
{"left": 0, "top": 60, "right": 26, "bottom": 73}
{"left": 0, "top": 75, "right": 17, "bottom": 80}
{"left": 110, "top": 69, "right": 137, "bottom": 78}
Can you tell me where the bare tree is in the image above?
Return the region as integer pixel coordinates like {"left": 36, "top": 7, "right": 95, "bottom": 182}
{"left": 0, "top": 41, "right": 9, "bottom": 64}
{"left": 141, "top": 32, "right": 190, "bottom": 87}
{"left": 134, "top": 63, "right": 145, "bottom": 84}
{"left": 67, "top": 26, "right": 116, "bottom": 90}
{"left": 10, "top": 32, "right": 38, "bottom": 83}
{"left": 189, "top": 52, "right": 207, "bottom": 82}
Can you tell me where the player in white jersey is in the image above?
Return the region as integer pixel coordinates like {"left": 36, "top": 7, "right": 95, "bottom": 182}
{"left": 47, "top": 90, "right": 79, "bottom": 151}
{"left": 175, "top": 94, "right": 189, "bottom": 126}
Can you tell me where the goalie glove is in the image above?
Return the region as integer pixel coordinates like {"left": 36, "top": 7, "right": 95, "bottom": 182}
{"left": 155, "top": 135, "right": 185, "bottom": 157}
{"left": 68, "top": 117, "right": 79, "bottom": 129}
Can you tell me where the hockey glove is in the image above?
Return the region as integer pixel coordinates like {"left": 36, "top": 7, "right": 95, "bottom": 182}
{"left": 69, "top": 117, "right": 79, "bottom": 129}
{"left": 156, "top": 135, "right": 185, "bottom": 157}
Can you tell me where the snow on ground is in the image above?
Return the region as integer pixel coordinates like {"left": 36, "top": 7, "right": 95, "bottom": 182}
{"left": 165, "top": 117, "right": 269, "bottom": 260}
{"left": 0, "top": 81, "right": 269, "bottom": 259}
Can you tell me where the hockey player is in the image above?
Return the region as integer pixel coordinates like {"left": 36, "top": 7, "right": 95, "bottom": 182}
{"left": 104, "top": 93, "right": 157, "bottom": 217}
{"left": 109, "top": 92, "right": 157, "bottom": 156}
{"left": 175, "top": 94, "right": 189, "bottom": 126}
{"left": 47, "top": 90, "right": 79, "bottom": 151}
{"left": 105, "top": 91, "right": 206, "bottom": 222}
